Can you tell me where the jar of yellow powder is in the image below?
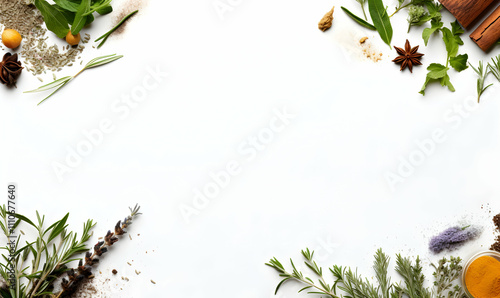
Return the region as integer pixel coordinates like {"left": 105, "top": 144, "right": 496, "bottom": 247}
{"left": 462, "top": 251, "right": 500, "bottom": 298}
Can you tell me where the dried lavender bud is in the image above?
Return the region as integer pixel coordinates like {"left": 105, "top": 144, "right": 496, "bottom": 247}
{"left": 429, "top": 225, "right": 482, "bottom": 253}
{"left": 104, "top": 230, "right": 118, "bottom": 246}
{"left": 115, "top": 220, "right": 125, "bottom": 235}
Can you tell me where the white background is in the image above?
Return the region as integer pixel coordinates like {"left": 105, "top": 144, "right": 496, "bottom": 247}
{"left": 1, "top": 0, "right": 500, "bottom": 297}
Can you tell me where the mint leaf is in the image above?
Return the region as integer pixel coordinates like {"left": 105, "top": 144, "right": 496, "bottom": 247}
{"left": 419, "top": 63, "right": 450, "bottom": 95}
{"left": 451, "top": 20, "right": 464, "bottom": 36}
{"left": 427, "top": 63, "right": 449, "bottom": 79}
{"left": 422, "top": 19, "right": 443, "bottom": 46}
{"left": 442, "top": 27, "right": 458, "bottom": 58}
{"left": 440, "top": 74, "right": 455, "bottom": 92}
{"left": 449, "top": 54, "right": 468, "bottom": 72}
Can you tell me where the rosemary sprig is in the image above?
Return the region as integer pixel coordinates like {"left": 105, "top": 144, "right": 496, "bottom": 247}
{"left": 0, "top": 206, "right": 95, "bottom": 298}
{"left": 95, "top": 10, "right": 139, "bottom": 48}
{"left": 265, "top": 249, "right": 339, "bottom": 297}
{"left": 469, "top": 60, "right": 492, "bottom": 103}
{"left": 488, "top": 54, "right": 500, "bottom": 82}
{"left": 24, "top": 54, "right": 124, "bottom": 105}
{"left": 266, "top": 248, "right": 467, "bottom": 298}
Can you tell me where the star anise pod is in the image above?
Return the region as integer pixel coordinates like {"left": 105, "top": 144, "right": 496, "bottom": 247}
{"left": 392, "top": 39, "right": 424, "bottom": 73}
{"left": 0, "top": 53, "right": 23, "bottom": 87}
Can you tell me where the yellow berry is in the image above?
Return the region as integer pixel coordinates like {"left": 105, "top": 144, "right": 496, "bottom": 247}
{"left": 66, "top": 32, "right": 81, "bottom": 46}
{"left": 2, "top": 29, "right": 22, "bottom": 49}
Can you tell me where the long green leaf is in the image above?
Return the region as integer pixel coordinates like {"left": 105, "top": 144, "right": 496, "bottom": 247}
{"left": 37, "top": 79, "right": 71, "bottom": 105}
{"left": 71, "top": 0, "right": 90, "bottom": 35}
{"left": 367, "top": 0, "right": 392, "bottom": 47}
{"left": 24, "top": 76, "right": 72, "bottom": 93}
{"left": 34, "top": 0, "right": 70, "bottom": 38}
{"left": 341, "top": 7, "right": 376, "bottom": 30}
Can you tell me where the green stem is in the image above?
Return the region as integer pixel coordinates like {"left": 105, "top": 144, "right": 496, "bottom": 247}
{"left": 390, "top": 3, "right": 411, "bottom": 17}
{"left": 361, "top": 4, "right": 368, "bottom": 20}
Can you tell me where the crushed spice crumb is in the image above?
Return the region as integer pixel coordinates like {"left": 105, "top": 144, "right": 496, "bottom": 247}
{"left": 318, "top": 6, "right": 335, "bottom": 32}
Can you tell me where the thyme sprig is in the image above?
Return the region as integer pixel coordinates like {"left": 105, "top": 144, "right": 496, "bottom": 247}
{"left": 24, "top": 54, "right": 124, "bottom": 105}
{"left": 266, "top": 248, "right": 467, "bottom": 298}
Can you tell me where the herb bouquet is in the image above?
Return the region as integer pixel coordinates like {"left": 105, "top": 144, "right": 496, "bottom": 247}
{"left": 0, "top": 204, "right": 141, "bottom": 298}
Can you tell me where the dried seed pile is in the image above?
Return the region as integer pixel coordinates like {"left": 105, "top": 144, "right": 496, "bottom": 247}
{"left": 0, "top": 0, "right": 88, "bottom": 76}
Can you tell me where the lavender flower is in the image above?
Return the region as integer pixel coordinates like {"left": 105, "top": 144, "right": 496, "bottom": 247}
{"left": 429, "top": 225, "right": 482, "bottom": 253}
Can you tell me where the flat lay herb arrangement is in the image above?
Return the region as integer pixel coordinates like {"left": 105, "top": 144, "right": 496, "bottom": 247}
{"left": 320, "top": 0, "right": 500, "bottom": 99}
{"left": 0, "top": 0, "right": 140, "bottom": 104}
{"left": 0, "top": 204, "right": 141, "bottom": 298}
{"left": 266, "top": 212, "right": 500, "bottom": 298}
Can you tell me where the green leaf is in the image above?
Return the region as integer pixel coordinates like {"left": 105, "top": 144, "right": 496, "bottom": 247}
{"left": 440, "top": 74, "right": 455, "bottom": 92}
{"left": 71, "top": 0, "right": 91, "bottom": 35}
{"left": 422, "top": 19, "right": 443, "bottom": 46}
{"left": 341, "top": 6, "right": 376, "bottom": 30}
{"left": 96, "top": 5, "right": 113, "bottom": 15}
{"left": 53, "top": 4, "right": 76, "bottom": 24}
{"left": 53, "top": 0, "right": 80, "bottom": 12}
{"left": 34, "top": 0, "right": 70, "bottom": 38}
{"left": 368, "top": 0, "right": 393, "bottom": 47}
{"left": 426, "top": 63, "right": 449, "bottom": 79}
{"left": 449, "top": 54, "right": 468, "bottom": 72}
{"left": 419, "top": 63, "right": 450, "bottom": 95}
{"left": 441, "top": 27, "right": 458, "bottom": 58}
{"left": 451, "top": 20, "right": 464, "bottom": 36}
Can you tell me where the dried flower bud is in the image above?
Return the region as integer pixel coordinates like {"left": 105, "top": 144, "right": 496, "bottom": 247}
{"left": 104, "top": 230, "right": 118, "bottom": 246}
{"left": 115, "top": 220, "right": 126, "bottom": 235}
{"left": 94, "top": 241, "right": 106, "bottom": 256}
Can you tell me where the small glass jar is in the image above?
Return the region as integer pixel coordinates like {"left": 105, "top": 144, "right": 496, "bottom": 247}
{"left": 461, "top": 250, "right": 500, "bottom": 298}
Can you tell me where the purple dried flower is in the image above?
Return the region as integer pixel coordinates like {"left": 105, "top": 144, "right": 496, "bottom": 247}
{"left": 429, "top": 225, "right": 482, "bottom": 253}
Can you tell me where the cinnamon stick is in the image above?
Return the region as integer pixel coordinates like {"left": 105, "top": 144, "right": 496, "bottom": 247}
{"left": 439, "top": 0, "right": 498, "bottom": 29}
{"left": 471, "top": 5, "right": 500, "bottom": 51}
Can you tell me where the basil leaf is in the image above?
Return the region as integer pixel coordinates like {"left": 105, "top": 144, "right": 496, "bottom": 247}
{"left": 34, "top": 0, "right": 70, "bottom": 38}
{"left": 53, "top": 4, "right": 76, "bottom": 24}
{"left": 53, "top": 0, "right": 80, "bottom": 12}
{"left": 96, "top": 5, "right": 113, "bottom": 15}
{"left": 449, "top": 54, "right": 468, "bottom": 72}
{"left": 85, "top": 13, "right": 95, "bottom": 26}
{"left": 341, "top": 7, "right": 376, "bottom": 30}
{"left": 368, "top": 0, "right": 393, "bottom": 47}
{"left": 71, "top": 0, "right": 91, "bottom": 35}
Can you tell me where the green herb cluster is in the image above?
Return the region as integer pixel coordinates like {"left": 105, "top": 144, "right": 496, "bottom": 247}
{"left": 341, "top": 0, "right": 442, "bottom": 48}
{"left": 34, "top": 0, "right": 113, "bottom": 39}
{"left": 0, "top": 204, "right": 140, "bottom": 298}
{"left": 0, "top": 205, "right": 95, "bottom": 298}
{"left": 419, "top": 21, "right": 469, "bottom": 95}
{"left": 266, "top": 248, "right": 466, "bottom": 298}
